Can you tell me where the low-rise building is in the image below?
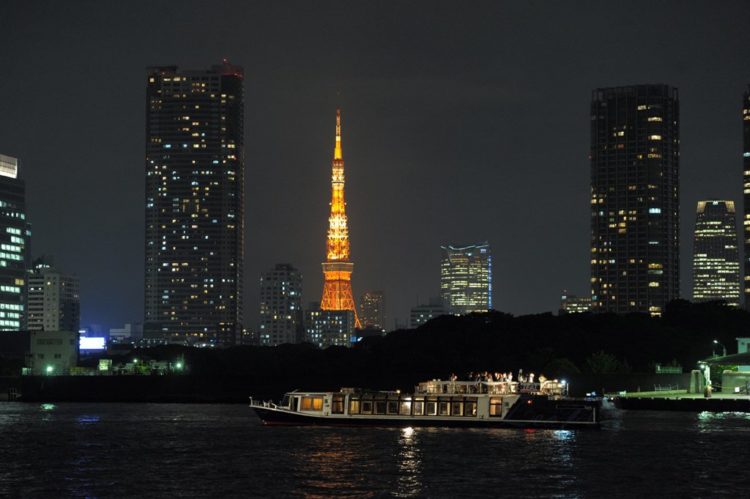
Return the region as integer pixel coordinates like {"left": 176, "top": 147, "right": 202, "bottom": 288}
{"left": 409, "top": 298, "right": 446, "bottom": 328}
{"left": 25, "top": 330, "right": 78, "bottom": 375}
{"left": 305, "top": 308, "right": 355, "bottom": 348}
{"left": 559, "top": 290, "right": 592, "bottom": 314}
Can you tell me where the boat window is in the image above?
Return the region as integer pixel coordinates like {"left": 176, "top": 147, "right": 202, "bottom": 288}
{"left": 438, "top": 401, "right": 450, "bottom": 416}
{"left": 413, "top": 401, "right": 424, "bottom": 416}
{"left": 375, "top": 401, "right": 387, "bottom": 415}
{"left": 399, "top": 400, "right": 412, "bottom": 415}
{"left": 332, "top": 395, "right": 345, "bottom": 414}
{"left": 464, "top": 399, "right": 477, "bottom": 416}
{"left": 387, "top": 401, "right": 398, "bottom": 415}
{"left": 426, "top": 400, "right": 437, "bottom": 416}
{"left": 361, "top": 401, "right": 373, "bottom": 415}
{"left": 300, "top": 396, "right": 324, "bottom": 411}
{"left": 280, "top": 395, "right": 290, "bottom": 408}
{"left": 489, "top": 397, "right": 503, "bottom": 417}
{"left": 349, "top": 399, "right": 360, "bottom": 415}
{"left": 451, "top": 401, "right": 463, "bottom": 416}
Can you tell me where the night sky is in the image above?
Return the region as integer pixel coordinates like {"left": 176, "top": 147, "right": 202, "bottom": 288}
{"left": 1, "top": 1, "right": 748, "bottom": 331}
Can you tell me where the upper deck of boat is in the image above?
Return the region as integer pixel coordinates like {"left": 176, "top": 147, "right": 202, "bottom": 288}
{"left": 414, "top": 379, "right": 567, "bottom": 397}
{"left": 333, "top": 379, "right": 568, "bottom": 398}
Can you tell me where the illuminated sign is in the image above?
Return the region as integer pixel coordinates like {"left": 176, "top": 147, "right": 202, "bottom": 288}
{"left": 79, "top": 337, "right": 106, "bottom": 350}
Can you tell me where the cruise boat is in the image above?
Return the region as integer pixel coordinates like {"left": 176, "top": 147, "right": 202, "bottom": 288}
{"left": 250, "top": 378, "right": 600, "bottom": 428}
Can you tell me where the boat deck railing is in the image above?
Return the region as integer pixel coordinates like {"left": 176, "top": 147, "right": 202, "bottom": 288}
{"left": 416, "top": 380, "right": 566, "bottom": 396}
{"left": 249, "top": 397, "right": 279, "bottom": 409}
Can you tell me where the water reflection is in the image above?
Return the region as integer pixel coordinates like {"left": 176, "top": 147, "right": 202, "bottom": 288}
{"left": 697, "top": 411, "right": 750, "bottom": 434}
{"left": 76, "top": 415, "right": 100, "bottom": 425}
{"left": 394, "top": 427, "right": 422, "bottom": 497}
{"left": 552, "top": 429, "right": 574, "bottom": 442}
{"left": 295, "top": 431, "right": 374, "bottom": 497}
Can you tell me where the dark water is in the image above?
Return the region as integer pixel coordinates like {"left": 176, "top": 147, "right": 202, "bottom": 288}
{"left": 1, "top": 403, "right": 749, "bottom": 498}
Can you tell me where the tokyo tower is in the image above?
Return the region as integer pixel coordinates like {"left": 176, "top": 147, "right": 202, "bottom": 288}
{"left": 320, "top": 109, "right": 361, "bottom": 328}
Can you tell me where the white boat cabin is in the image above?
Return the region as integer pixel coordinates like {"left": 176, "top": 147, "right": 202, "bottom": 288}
{"left": 275, "top": 379, "right": 567, "bottom": 420}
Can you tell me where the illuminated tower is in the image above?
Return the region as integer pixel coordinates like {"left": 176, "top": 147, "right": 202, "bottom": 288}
{"left": 320, "top": 110, "right": 361, "bottom": 328}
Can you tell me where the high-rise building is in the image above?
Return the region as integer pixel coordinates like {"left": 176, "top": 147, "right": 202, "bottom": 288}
{"left": 0, "top": 154, "right": 29, "bottom": 331}
{"left": 144, "top": 61, "right": 244, "bottom": 345}
{"left": 743, "top": 87, "right": 750, "bottom": 308}
{"left": 258, "top": 264, "right": 304, "bottom": 346}
{"left": 359, "top": 290, "right": 385, "bottom": 331}
{"left": 440, "top": 242, "right": 492, "bottom": 315}
{"left": 26, "top": 258, "right": 80, "bottom": 332}
{"left": 304, "top": 305, "right": 355, "bottom": 348}
{"left": 590, "top": 85, "right": 680, "bottom": 316}
{"left": 409, "top": 297, "right": 446, "bottom": 328}
{"left": 691, "top": 200, "right": 741, "bottom": 307}
{"left": 319, "top": 110, "right": 361, "bottom": 328}
{"left": 559, "top": 290, "right": 592, "bottom": 314}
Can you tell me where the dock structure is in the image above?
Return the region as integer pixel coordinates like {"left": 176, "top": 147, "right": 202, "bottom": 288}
{"left": 611, "top": 390, "right": 750, "bottom": 412}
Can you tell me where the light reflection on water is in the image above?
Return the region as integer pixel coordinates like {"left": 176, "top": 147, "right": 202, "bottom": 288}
{"left": 77, "top": 415, "right": 101, "bottom": 425}
{"left": 0, "top": 403, "right": 749, "bottom": 497}
{"left": 394, "top": 427, "right": 422, "bottom": 498}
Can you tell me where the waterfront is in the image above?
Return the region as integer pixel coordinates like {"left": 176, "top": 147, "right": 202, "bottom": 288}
{"left": 0, "top": 403, "right": 748, "bottom": 497}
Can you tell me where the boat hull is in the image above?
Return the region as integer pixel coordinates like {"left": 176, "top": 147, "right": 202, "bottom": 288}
{"left": 252, "top": 398, "right": 599, "bottom": 429}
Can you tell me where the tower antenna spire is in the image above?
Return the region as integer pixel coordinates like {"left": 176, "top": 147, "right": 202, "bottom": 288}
{"left": 334, "top": 108, "right": 342, "bottom": 160}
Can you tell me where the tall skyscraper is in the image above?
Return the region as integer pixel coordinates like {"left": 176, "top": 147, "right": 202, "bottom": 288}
{"left": 743, "top": 87, "right": 750, "bottom": 308}
{"left": 144, "top": 61, "right": 244, "bottom": 345}
{"left": 440, "top": 242, "right": 492, "bottom": 315}
{"left": 319, "top": 110, "right": 361, "bottom": 328}
{"left": 26, "top": 258, "right": 81, "bottom": 332}
{"left": 590, "top": 85, "right": 680, "bottom": 316}
{"left": 691, "top": 200, "right": 741, "bottom": 307}
{"left": 258, "top": 264, "right": 304, "bottom": 346}
{"left": 359, "top": 290, "right": 386, "bottom": 331}
{"left": 0, "top": 154, "right": 29, "bottom": 331}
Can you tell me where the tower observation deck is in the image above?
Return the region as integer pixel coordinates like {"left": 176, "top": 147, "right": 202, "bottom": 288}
{"left": 320, "top": 109, "right": 361, "bottom": 328}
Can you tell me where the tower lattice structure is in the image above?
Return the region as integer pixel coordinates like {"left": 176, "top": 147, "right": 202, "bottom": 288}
{"left": 320, "top": 109, "right": 361, "bottom": 328}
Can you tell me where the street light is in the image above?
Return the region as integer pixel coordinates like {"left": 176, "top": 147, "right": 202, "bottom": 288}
{"left": 45, "top": 365, "right": 54, "bottom": 375}
{"left": 713, "top": 339, "right": 727, "bottom": 357}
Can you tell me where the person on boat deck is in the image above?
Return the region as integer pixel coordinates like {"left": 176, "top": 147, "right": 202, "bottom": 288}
{"left": 529, "top": 373, "right": 535, "bottom": 383}
{"left": 518, "top": 369, "right": 524, "bottom": 383}
{"left": 450, "top": 373, "right": 458, "bottom": 382}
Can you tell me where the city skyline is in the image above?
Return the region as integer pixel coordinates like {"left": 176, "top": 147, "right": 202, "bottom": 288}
{"left": 1, "top": 2, "right": 749, "bottom": 330}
